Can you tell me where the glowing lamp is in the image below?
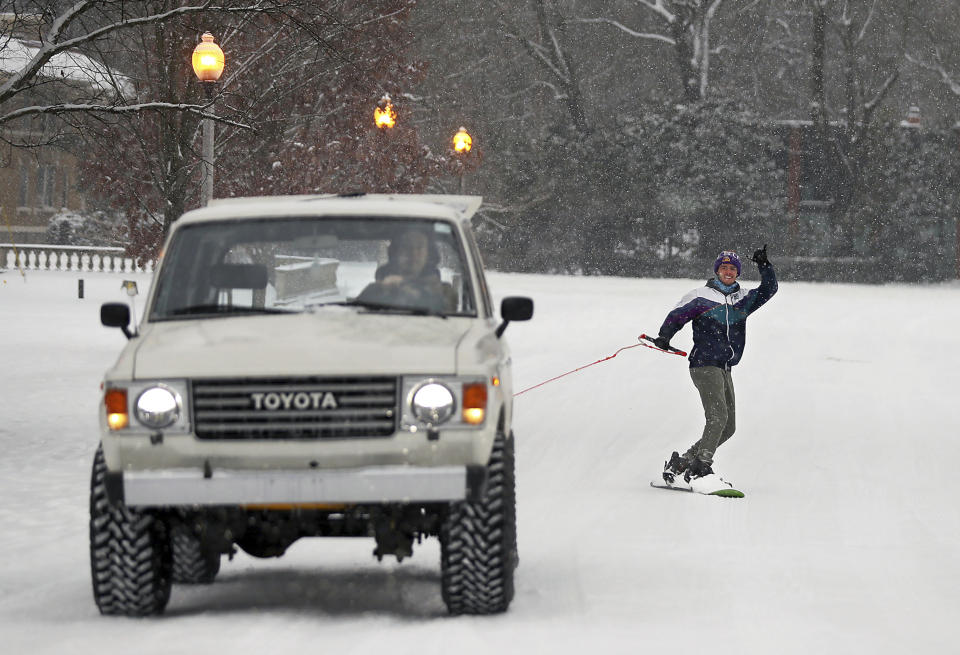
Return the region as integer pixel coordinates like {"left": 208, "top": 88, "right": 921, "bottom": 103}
{"left": 462, "top": 382, "right": 487, "bottom": 425}
{"left": 375, "top": 95, "right": 397, "bottom": 129}
{"left": 453, "top": 126, "right": 472, "bottom": 154}
{"left": 105, "top": 389, "right": 129, "bottom": 430}
{"left": 192, "top": 32, "right": 225, "bottom": 82}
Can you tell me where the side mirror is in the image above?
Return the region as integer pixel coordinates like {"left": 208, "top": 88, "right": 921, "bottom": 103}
{"left": 496, "top": 296, "right": 533, "bottom": 338}
{"left": 101, "top": 302, "right": 133, "bottom": 339}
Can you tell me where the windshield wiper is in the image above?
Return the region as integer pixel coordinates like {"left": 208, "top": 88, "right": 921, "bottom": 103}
{"left": 318, "top": 300, "right": 448, "bottom": 318}
{"left": 167, "top": 304, "right": 296, "bottom": 317}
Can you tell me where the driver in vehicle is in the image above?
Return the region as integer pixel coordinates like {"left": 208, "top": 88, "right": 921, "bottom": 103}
{"left": 357, "top": 228, "right": 455, "bottom": 312}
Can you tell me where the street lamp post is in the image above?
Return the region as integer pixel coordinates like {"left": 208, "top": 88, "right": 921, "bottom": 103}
{"left": 192, "top": 32, "right": 225, "bottom": 206}
{"left": 452, "top": 126, "right": 472, "bottom": 193}
{"left": 955, "top": 122, "right": 960, "bottom": 280}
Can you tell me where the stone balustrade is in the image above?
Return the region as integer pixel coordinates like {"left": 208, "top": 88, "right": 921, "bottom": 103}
{"left": 0, "top": 243, "right": 154, "bottom": 274}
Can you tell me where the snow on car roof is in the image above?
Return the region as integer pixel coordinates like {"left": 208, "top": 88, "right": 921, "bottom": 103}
{"left": 176, "top": 194, "right": 483, "bottom": 227}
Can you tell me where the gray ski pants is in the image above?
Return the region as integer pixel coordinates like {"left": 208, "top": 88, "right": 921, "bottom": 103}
{"left": 684, "top": 365, "right": 736, "bottom": 465}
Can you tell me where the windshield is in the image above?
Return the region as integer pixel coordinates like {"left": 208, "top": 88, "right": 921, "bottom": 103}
{"left": 149, "top": 216, "right": 476, "bottom": 320}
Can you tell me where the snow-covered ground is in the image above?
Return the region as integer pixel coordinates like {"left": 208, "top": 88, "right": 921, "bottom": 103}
{"left": 1, "top": 268, "right": 957, "bottom": 653}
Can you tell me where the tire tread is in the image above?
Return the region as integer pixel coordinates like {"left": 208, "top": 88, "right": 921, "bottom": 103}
{"left": 89, "top": 446, "right": 172, "bottom": 616}
{"left": 440, "top": 431, "right": 517, "bottom": 615}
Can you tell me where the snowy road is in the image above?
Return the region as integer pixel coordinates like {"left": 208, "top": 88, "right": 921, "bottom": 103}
{"left": 1, "top": 270, "right": 957, "bottom": 653}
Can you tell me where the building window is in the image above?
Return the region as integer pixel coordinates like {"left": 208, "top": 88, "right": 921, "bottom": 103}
{"left": 19, "top": 166, "right": 30, "bottom": 206}
{"left": 34, "top": 165, "right": 57, "bottom": 208}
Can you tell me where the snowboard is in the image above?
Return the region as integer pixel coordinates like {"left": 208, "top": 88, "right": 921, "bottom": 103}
{"left": 650, "top": 473, "right": 745, "bottom": 498}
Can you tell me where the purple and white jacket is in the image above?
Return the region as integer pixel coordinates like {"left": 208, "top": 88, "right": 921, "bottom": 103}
{"left": 658, "top": 264, "right": 777, "bottom": 369}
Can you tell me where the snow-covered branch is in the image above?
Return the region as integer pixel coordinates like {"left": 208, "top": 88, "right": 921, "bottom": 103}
{"left": 0, "top": 102, "right": 252, "bottom": 130}
{"left": 906, "top": 52, "right": 960, "bottom": 97}
{"left": 510, "top": 34, "right": 570, "bottom": 84}
{"left": 44, "top": 1, "right": 94, "bottom": 45}
{"left": 572, "top": 18, "right": 674, "bottom": 45}
{"left": 636, "top": 0, "right": 676, "bottom": 24}
{"left": 862, "top": 71, "right": 897, "bottom": 114}
{"left": 617, "top": 0, "right": 733, "bottom": 100}
{"left": 1, "top": 2, "right": 202, "bottom": 103}
{"left": 0, "top": 2, "right": 288, "bottom": 107}
{"left": 737, "top": 0, "right": 765, "bottom": 15}
{"left": 856, "top": 0, "right": 879, "bottom": 45}
{"left": 527, "top": 80, "right": 567, "bottom": 100}
{"left": 699, "top": 1, "right": 725, "bottom": 98}
{"left": 547, "top": 28, "right": 570, "bottom": 78}
{"left": 705, "top": 0, "right": 726, "bottom": 23}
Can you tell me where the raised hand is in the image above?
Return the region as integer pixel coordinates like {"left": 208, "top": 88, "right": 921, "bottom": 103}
{"left": 751, "top": 244, "right": 770, "bottom": 268}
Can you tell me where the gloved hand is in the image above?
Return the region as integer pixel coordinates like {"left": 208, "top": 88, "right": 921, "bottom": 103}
{"left": 653, "top": 336, "right": 671, "bottom": 351}
{"left": 752, "top": 244, "right": 770, "bottom": 269}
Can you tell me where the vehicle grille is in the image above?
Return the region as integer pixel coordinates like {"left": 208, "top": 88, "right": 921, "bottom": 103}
{"left": 192, "top": 377, "right": 399, "bottom": 440}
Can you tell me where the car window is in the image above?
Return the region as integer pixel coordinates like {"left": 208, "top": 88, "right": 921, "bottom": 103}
{"left": 150, "top": 217, "right": 477, "bottom": 319}
{"left": 464, "top": 229, "right": 493, "bottom": 318}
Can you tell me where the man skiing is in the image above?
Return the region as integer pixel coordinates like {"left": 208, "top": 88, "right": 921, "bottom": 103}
{"left": 652, "top": 246, "right": 777, "bottom": 485}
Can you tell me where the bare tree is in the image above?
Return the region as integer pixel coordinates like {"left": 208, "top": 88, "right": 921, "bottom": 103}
{"left": 904, "top": 5, "right": 960, "bottom": 108}
{"left": 803, "top": 0, "right": 909, "bottom": 254}
{"left": 574, "top": 0, "right": 728, "bottom": 102}
{"left": 498, "top": 0, "right": 590, "bottom": 133}
{"left": 67, "top": 1, "right": 435, "bottom": 254}
{"left": 0, "top": 1, "right": 301, "bottom": 141}
{"left": 807, "top": 1, "right": 900, "bottom": 129}
{"left": 907, "top": 51, "right": 960, "bottom": 98}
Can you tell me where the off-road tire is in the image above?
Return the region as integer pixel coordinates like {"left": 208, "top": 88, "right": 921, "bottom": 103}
{"left": 171, "top": 524, "right": 220, "bottom": 584}
{"left": 89, "top": 445, "right": 172, "bottom": 616}
{"left": 440, "top": 430, "right": 517, "bottom": 615}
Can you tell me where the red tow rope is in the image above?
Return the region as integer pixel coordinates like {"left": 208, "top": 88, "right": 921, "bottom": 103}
{"left": 513, "top": 335, "right": 687, "bottom": 397}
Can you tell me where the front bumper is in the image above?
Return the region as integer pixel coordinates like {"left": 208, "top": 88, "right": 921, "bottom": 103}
{"left": 108, "top": 465, "right": 486, "bottom": 507}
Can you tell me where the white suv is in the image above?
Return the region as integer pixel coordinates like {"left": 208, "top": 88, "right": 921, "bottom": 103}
{"left": 91, "top": 194, "right": 532, "bottom": 616}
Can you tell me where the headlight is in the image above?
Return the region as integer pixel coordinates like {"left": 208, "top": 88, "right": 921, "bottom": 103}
{"left": 135, "top": 386, "right": 181, "bottom": 429}
{"left": 411, "top": 382, "right": 455, "bottom": 426}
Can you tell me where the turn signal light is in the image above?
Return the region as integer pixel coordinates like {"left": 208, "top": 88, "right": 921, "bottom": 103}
{"left": 105, "top": 389, "right": 128, "bottom": 430}
{"left": 462, "top": 383, "right": 487, "bottom": 425}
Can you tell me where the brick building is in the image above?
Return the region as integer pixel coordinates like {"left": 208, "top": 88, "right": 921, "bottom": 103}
{"left": 1, "top": 15, "right": 119, "bottom": 245}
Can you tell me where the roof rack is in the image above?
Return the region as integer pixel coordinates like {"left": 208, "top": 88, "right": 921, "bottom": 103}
{"left": 207, "top": 194, "right": 483, "bottom": 221}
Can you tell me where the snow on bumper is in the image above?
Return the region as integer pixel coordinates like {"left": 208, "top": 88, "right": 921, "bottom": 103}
{"left": 115, "top": 465, "right": 475, "bottom": 507}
